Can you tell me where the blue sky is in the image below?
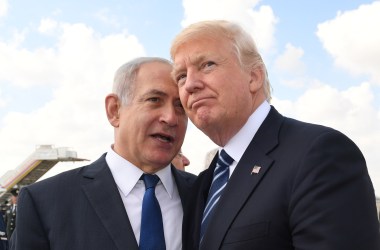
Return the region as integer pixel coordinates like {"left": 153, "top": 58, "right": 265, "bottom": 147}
{"left": 1, "top": 0, "right": 379, "bottom": 195}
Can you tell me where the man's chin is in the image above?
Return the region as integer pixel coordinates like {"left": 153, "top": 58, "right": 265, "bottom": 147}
{"left": 191, "top": 108, "right": 213, "bottom": 126}
{"left": 149, "top": 155, "right": 175, "bottom": 168}
{"left": 193, "top": 115, "right": 213, "bottom": 131}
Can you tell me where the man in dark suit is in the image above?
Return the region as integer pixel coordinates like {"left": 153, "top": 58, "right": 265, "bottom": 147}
{"left": 170, "top": 20, "right": 380, "bottom": 249}
{"left": 172, "top": 148, "right": 191, "bottom": 171}
{"left": 10, "top": 57, "right": 196, "bottom": 249}
{"left": 0, "top": 204, "right": 7, "bottom": 250}
{"left": 4, "top": 188, "right": 18, "bottom": 240}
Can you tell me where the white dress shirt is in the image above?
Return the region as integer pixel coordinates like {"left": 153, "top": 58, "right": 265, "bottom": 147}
{"left": 106, "top": 148, "right": 183, "bottom": 250}
{"left": 223, "top": 100, "right": 271, "bottom": 176}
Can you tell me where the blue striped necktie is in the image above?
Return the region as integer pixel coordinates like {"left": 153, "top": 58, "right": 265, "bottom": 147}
{"left": 139, "top": 174, "right": 166, "bottom": 250}
{"left": 200, "top": 149, "right": 234, "bottom": 242}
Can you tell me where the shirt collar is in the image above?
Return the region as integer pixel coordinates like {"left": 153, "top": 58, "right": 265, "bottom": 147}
{"left": 223, "top": 100, "right": 271, "bottom": 163}
{"left": 105, "top": 147, "right": 175, "bottom": 198}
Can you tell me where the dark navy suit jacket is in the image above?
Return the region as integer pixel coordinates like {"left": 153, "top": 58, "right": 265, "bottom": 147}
{"left": 183, "top": 106, "right": 380, "bottom": 250}
{"left": 0, "top": 212, "right": 7, "bottom": 250}
{"left": 10, "top": 154, "right": 196, "bottom": 250}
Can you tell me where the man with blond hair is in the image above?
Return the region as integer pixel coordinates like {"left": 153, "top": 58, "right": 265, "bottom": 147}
{"left": 171, "top": 20, "right": 380, "bottom": 250}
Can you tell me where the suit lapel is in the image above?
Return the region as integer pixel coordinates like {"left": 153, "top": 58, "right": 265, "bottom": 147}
{"left": 191, "top": 155, "right": 219, "bottom": 248}
{"left": 201, "top": 106, "right": 284, "bottom": 249}
{"left": 81, "top": 155, "right": 139, "bottom": 250}
{"left": 171, "top": 165, "right": 194, "bottom": 207}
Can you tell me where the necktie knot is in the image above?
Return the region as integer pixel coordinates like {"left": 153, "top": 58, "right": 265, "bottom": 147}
{"left": 213, "top": 150, "right": 234, "bottom": 178}
{"left": 141, "top": 174, "right": 159, "bottom": 189}
{"left": 218, "top": 149, "right": 234, "bottom": 169}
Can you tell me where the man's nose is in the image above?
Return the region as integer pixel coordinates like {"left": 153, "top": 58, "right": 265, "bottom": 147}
{"left": 159, "top": 105, "right": 178, "bottom": 126}
{"left": 184, "top": 70, "right": 203, "bottom": 93}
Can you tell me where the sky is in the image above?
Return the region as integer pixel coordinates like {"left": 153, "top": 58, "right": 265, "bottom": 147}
{"left": 0, "top": 0, "right": 379, "bottom": 196}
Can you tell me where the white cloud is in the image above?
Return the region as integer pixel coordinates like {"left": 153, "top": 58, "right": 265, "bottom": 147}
{"left": 38, "top": 18, "right": 58, "bottom": 34}
{"left": 316, "top": 1, "right": 380, "bottom": 85}
{"left": 0, "top": 19, "right": 146, "bottom": 177}
{"left": 0, "top": 88, "right": 6, "bottom": 108}
{"left": 272, "top": 81, "right": 380, "bottom": 195}
{"left": 0, "top": 0, "right": 8, "bottom": 17}
{"left": 0, "top": 46, "right": 58, "bottom": 88}
{"left": 273, "top": 43, "right": 306, "bottom": 88}
{"left": 274, "top": 43, "right": 305, "bottom": 75}
{"left": 181, "top": 0, "right": 278, "bottom": 52}
{"left": 0, "top": 21, "right": 145, "bottom": 88}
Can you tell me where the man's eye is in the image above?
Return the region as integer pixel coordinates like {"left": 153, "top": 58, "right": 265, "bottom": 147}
{"left": 174, "top": 101, "right": 186, "bottom": 113}
{"left": 148, "top": 97, "right": 160, "bottom": 102}
{"left": 175, "top": 102, "right": 184, "bottom": 108}
{"left": 176, "top": 74, "right": 187, "bottom": 84}
{"left": 204, "top": 61, "right": 215, "bottom": 68}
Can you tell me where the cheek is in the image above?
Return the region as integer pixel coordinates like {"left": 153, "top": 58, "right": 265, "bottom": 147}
{"left": 179, "top": 88, "right": 189, "bottom": 105}
{"left": 178, "top": 119, "right": 188, "bottom": 136}
{"left": 228, "top": 79, "right": 249, "bottom": 96}
{"left": 125, "top": 115, "right": 149, "bottom": 136}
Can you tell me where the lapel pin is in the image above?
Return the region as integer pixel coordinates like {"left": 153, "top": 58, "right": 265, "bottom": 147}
{"left": 251, "top": 165, "right": 261, "bottom": 175}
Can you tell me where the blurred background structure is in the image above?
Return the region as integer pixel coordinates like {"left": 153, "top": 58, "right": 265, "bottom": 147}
{"left": 0, "top": 145, "right": 87, "bottom": 205}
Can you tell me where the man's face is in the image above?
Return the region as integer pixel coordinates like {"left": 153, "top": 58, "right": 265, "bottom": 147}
{"left": 171, "top": 150, "right": 190, "bottom": 171}
{"left": 113, "top": 62, "right": 187, "bottom": 172}
{"left": 11, "top": 196, "right": 17, "bottom": 204}
{"left": 172, "top": 35, "right": 255, "bottom": 138}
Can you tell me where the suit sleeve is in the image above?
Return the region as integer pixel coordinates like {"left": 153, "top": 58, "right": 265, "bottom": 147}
{"left": 9, "top": 187, "right": 50, "bottom": 250}
{"left": 289, "top": 129, "right": 380, "bottom": 250}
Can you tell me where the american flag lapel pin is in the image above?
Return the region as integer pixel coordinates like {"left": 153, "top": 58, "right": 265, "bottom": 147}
{"left": 251, "top": 165, "right": 261, "bottom": 175}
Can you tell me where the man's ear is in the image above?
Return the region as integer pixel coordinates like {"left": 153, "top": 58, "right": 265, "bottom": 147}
{"left": 248, "top": 66, "right": 264, "bottom": 93}
{"left": 105, "top": 94, "right": 121, "bottom": 127}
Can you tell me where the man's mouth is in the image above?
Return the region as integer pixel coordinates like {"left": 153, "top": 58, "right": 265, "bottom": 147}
{"left": 152, "top": 133, "right": 174, "bottom": 143}
{"left": 189, "top": 97, "right": 211, "bottom": 109}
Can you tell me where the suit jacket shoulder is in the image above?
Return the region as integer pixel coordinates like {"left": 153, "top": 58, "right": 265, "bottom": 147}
{"left": 11, "top": 154, "right": 139, "bottom": 250}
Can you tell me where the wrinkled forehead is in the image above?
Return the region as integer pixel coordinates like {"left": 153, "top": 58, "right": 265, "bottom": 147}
{"left": 172, "top": 53, "right": 213, "bottom": 80}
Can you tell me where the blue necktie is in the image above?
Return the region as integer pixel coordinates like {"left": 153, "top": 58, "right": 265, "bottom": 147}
{"left": 139, "top": 174, "right": 166, "bottom": 250}
{"left": 200, "top": 149, "right": 234, "bottom": 242}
